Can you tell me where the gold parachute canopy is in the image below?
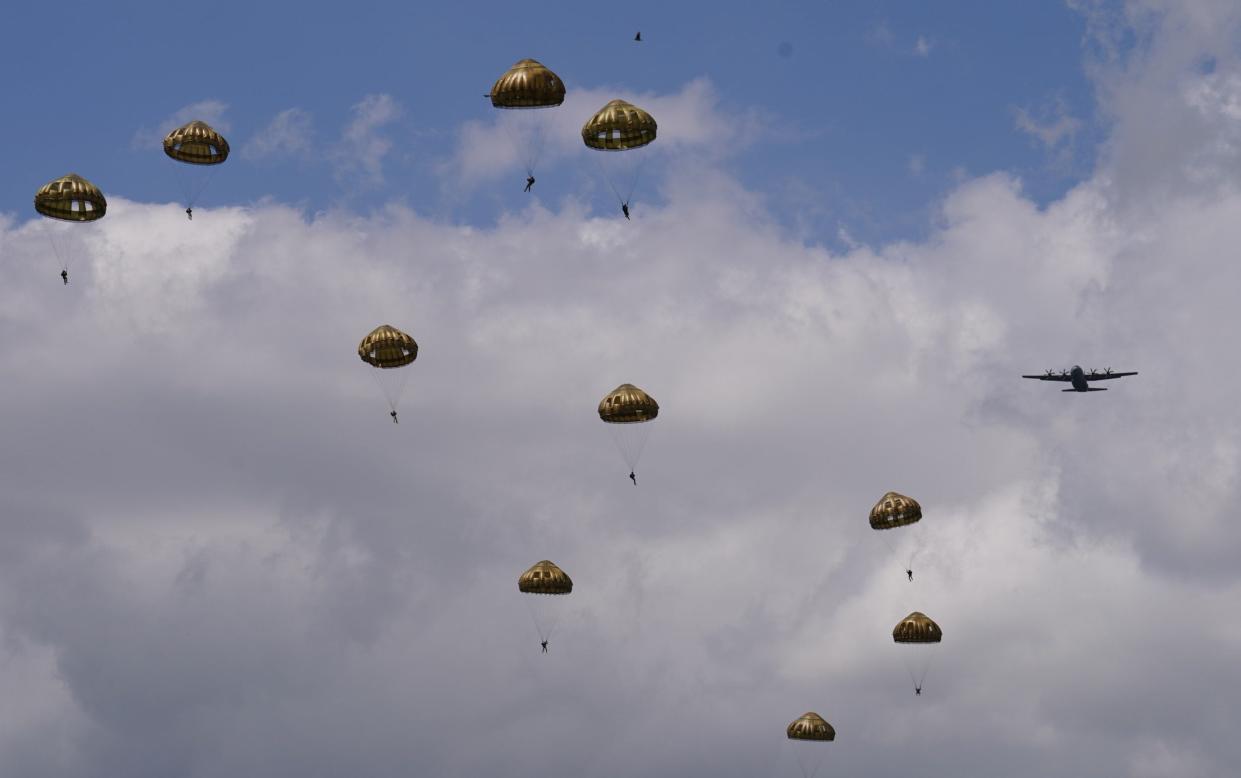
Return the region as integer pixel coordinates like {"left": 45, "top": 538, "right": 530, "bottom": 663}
{"left": 787, "top": 712, "right": 835, "bottom": 742}
{"left": 163, "top": 120, "right": 230, "bottom": 165}
{"left": 518, "top": 560, "right": 573, "bottom": 594}
{"left": 34, "top": 173, "right": 106, "bottom": 222}
{"left": 358, "top": 325, "right": 418, "bottom": 369}
{"left": 598, "top": 384, "right": 659, "bottom": 423}
{"left": 892, "top": 611, "right": 943, "bottom": 644}
{"left": 869, "top": 491, "right": 922, "bottom": 531}
{"left": 582, "top": 99, "right": 657, "bottom": 150}
{"left": 490, "top": 58, "right": 565, "bottom": 108}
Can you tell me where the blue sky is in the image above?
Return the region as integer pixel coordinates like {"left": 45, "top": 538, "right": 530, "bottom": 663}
{"left": 2, "top": 1, "right": 1099, "bottom": 246}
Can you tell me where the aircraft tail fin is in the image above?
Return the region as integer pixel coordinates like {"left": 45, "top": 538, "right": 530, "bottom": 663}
{"left": 1063, "top": 387, "right": 1107, "bottom": 392}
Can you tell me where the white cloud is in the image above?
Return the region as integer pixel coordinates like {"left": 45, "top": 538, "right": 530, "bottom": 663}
{"left": 2, "top": 144, "right": 1241, "bottom": 775}
{"left": 333, "top": 94, "right": 402, "bottom": 188}
{"left": 242, "top": 108, "right": 314, "bottom": 160}
{"left": 1014, "top": 96, "right": 1083, "bottom": 152}
{"left": 913, "top": 35, "right": 933, "bottom": 57}
{"left": 442, "top": 78, "right": 767, "bottom": 191}
{"left": 867, "top": 21, "right": 895, "bottom": 48}
{"left": 132, "top": 100, "right": 230, "bottom": 151}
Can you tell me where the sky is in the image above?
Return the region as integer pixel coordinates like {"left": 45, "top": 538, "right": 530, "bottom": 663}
{"left": 1, "top": 1, "right": 1241, "bottom": 777}
{"left": 0, "top": 0, "right": 1098, "bottom": 247}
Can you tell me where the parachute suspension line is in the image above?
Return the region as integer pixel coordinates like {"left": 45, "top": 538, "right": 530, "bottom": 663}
{"left": 45, "top": 228, "right": 67, "bottom": 272}
{"left": 368, "top": 365, "right": 410, "bottom": 414}
{"left": 621, "top": 151, "right": 650, "bottom": 209}
{"left": 591, "top": 152, "right": 627, "bottom": 209}
{"left": 526, "top": 112, "right": 550, "bottom": 177}
{"left": 794, "top": 746, "right": 825, "bottom": 778}
{"left": 905, "top": 545, "right": 922, "bottom": 578}
{"left": 590, "top": 149, "right": 650, "bottom": 211}
{"left": 607, "top": 423, "right": 652, "bottom": 473}
{"left": 497, "top": 113, "right": 528, "bottom": 179}
{"left": 174, "top": 162, "right": 220, "bottom": 211}
{"left": 192, "top": 164, "right": 219, "bottom": 209}
{"left": 497, "top": 111, "right": 551, "bottom": 180}
{"left": 900, "top": 645, "right": 937, "bottom": 693}
{"left": 877, "top": 531, "right": 909, "bottom": 578}
{"left": 523, "top": 595, "right": 562, "bottom": 643}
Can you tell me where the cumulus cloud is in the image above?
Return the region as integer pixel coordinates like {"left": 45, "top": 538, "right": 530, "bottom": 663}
{"left": 442, "top": 78, "right": 767, "bottom": 191}
{"left": 242, "top": 108, "right": 314, "bottom": 161}
{"left": 1013, "top": 96, "right": 1084, "bottom": 169}
{"left": 3, "top": 3, "right": 1241, "bottom": 777}
{"left": 333, "top": 94, "right": 402, "bottom": 188}
{"left": 132, "top": 100, "right": 230, "bottom": 151}
{"left": 867, "top": 21, "right": 895, "bottom": 49}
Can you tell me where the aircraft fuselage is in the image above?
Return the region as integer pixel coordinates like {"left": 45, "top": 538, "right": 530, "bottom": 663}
{"left": 1069, "top": 365, "right": 1088, "bottom": 392}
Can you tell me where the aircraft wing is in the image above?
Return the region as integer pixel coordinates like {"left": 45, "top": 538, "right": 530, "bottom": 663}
{"left": 1022, "top": 374, "right": 1073, "bottom": 382}
{"left": 1083, "top": 371, "right": 1138, "bottom": 381}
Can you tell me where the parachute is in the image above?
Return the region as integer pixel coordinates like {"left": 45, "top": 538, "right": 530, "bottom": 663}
{"left": 489, "top": 59, "right": 565, "bottom": 186}
{"left": 581, "top": 99, "right": 657, "bottom": 215}
{"left": 892, "top": 611, "right": 942, "bottom": 695}
{"left": 163, "top": 120, "right": 229, "bottom": 216}
{"left": 869, "top": 491, "right": 924, "bottom": 579}
{"left": 598, "top": 383, "right": 658, "bottom": 479}
{"left": 518, "top": 560, "right": 573, "bottom": 646}
{"left": 786, "top": 712, "right": 834, "bottom": 777}
{"left": 357, "top": 325, "right": 418, "bottom": 419}
{"left": 34, "top": 173, "right": 107, "bottom": 278}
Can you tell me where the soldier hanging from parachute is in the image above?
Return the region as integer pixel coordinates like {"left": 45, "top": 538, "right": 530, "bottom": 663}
{"left": 893, "top": 611, "right": 942, "bottom": 696}
{"left": 869, "top": 491, "right": 923, "bottom": 582}
{"left": 163, "top": 120, "right": 229, "bottom": 220}
{"left": 489, "top": 59, "right": 565, "bottom": 192}
{"left": 786, "top": 712, "right": 835, "bottom": 778}
{"left": 357, "top": 325, "right": 418, "bottom": 423}
{"left": 582, "top": 99, "right": 657, "bottom": 220}
{"left": 598, "top": 384, "right": 659, "bottom": 484}
{"left": 518, "top": 560, "right": 573, "bottom": 654}
{"left": 34, "top": 173, "right": 107, "bottom": 287}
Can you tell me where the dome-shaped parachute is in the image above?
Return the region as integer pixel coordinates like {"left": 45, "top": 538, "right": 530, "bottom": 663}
{"left": 786, "top": 712, "right": 834, "bottom": 777}
{"left": 869, "top": 491, "right": 922, "bottom": 530}
{"left": 519, "top": 560, "right": 573, "bottom": 648}
{"left": 490, "top": 59, "right": 565, "bottom": 108}
{"left": 893, "top": 611, "right": 942, "bottom": 695}
{"left": 787, "top": 712, "right": 835, "bottom": 741}
{"left": 35, "top": 173, "right": 106, "bottom": 279}
{"left": 34, "top": 173, "right": 106, "bottom": 222}
{"left": 358, "top": 325, "right": 418, "bottom": 419}
{"left": 581, "top": 99, "right": 657, "bottom": 150}
{"left": 869, "top": 491, "right": 924, "bottom": 580}
{"left": 599, "top": 384, "right": 658, "bottom": 480}
{"left": 358, "top": 324, "right": 419, "bottom": 368}
{"left": 163, "top": 120, "right": 230, "bottom": 165}
{"left": 518, "top": 560, "right": 573, "bottom": 594}
{"left": 598, "top": 383, "right": 659, "bottom": 423}
{"left": 163, "top": 120, "right": 229, "bottom": 216}
{"left": 489, "top": 58, "right": 564, "bottom": 185}
{"left": 892, "top": 611, "right": 942, "bottom": 643}
{"left": 581, "top": 99, "right": 657, "bottom": 215}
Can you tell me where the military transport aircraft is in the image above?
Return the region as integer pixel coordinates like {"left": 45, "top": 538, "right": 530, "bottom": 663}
{"left": 1022, "top": 365, "right": 1138, "bottom": 392}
